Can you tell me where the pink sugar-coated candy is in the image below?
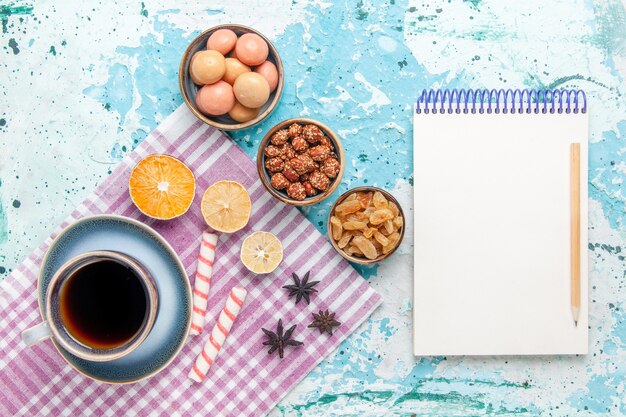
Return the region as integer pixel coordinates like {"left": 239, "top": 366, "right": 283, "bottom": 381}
{"left": 190, "top": 231, "right": 218, "bottom": 336}
{"left": 189, "top": 286, "right": 247, "bottom": 383}
{"left": 195, "top": 87, "right": 213, "bottom": 115}
{"left": 207, "top": 29, "right": 237, "bottom": 55}
{"left": 228, "top": 101, "right": 260, "bottom": 123}
{"left": 223, "top": 58, "right": 251, "bottom": 85}
{"left": 254, "top": 61, "right": 279, "bottom": 92}
{"left": 234, "top": 33, "right": 269, "bottom": 66}
{"left": 233, "top": 72, "right": 270, "bottom": 109}
{"left": 189, "top": 52, "right": 202, "bottom": 85}
{"left": 195, "top": 81, "right": 235, "bottom": 116}
{"left": 190, "top": 50, "right": 225, "bottom": 85}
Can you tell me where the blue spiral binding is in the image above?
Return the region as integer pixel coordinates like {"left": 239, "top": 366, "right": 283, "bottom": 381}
{"left": 416, "top": 88, "right": 587, "bottom": 115}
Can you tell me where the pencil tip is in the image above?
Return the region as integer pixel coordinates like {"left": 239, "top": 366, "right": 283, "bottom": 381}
{"left": 574, "top": 320, "right": 578, "bottom": 327}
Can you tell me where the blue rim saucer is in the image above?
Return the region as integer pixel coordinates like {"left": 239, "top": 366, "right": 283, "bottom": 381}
{"left": 38, "top": 214, "right": 191, "bottom": 384}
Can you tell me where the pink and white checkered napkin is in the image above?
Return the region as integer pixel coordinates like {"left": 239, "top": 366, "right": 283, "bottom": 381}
{"left": 0, "top": 106, "right": 382, "bottom": 417}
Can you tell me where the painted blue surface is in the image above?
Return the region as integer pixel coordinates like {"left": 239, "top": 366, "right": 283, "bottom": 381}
{"left": 589, "top": 120, "right": 626, "bottom": 229}
{"left": 1, "top": 0, "right": 625, "bottom": 415}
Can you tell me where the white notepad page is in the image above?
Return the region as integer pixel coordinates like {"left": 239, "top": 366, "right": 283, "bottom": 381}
{"left": 413, "top": 109, "right": 589, "bottom": 356}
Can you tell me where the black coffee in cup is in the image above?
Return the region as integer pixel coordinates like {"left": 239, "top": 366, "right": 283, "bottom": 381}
{"left": 59, "top": 259, "right": 148, "bottom": 350}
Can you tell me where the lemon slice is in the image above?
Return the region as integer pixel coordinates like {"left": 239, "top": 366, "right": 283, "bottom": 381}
{"left": 201, "top": 180, "right": 252, "bottom": 233}
{"left": 240, "top": 231, "right": 283, "bottom": 274}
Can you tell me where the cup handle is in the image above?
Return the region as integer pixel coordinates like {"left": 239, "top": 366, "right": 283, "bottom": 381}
{"left": 22, "top": 321, "right": 52, "bottom": 346}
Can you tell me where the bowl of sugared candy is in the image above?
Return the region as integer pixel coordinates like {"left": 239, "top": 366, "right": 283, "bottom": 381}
{"left": 257, "top": 118, "right": 344, "bottom": 206}
{"left": 179, "top": 24, "right": 283, "bottom": 130}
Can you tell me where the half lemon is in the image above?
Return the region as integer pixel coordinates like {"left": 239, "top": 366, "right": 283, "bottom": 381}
{"left": 240, "top": 231, "right": 283, "bottom": 274}
{"left": 201, "top": 180, "right": 252, "bottom": 233}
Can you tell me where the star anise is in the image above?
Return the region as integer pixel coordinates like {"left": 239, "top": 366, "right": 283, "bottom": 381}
{"left": 308, "top": 310, "right": 341, "bottom": 335}
{"left": 282, "top": 271, "right": 320, "bottom": 305}
{"left": 261, "top": 319, "right": 304, "bottom": 359}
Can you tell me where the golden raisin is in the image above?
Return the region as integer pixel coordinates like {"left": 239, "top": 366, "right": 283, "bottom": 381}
{"left": 369, "top": 209, "right": 394, "bottom": 225}
{"left": 343, "top": 221, "right": 368, "bottom": 231}
{"left": 337, "top": 233, "right": 352, "bottom": 248}
{"left": 352, "top": 236, "right": 377, "bottom": 260}
{"left": 372, "top": 191, "right": 389, "bottom": 209}
{"left": 335, "top": 199, "right": 362, "bottom": 215}
{"left": 363, "top": 227, "right": 377, "bottom": 239}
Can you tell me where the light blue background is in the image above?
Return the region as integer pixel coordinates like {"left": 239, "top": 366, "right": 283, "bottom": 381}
{"left": 1, "top": 0, "right": 625, "bottom": 415}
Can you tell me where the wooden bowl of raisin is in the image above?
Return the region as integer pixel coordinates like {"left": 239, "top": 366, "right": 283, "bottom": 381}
{"left": 257, "top": 118, "right": 344, "bottom": 206}
{"left": 327, "top": 187, "right": 405, "bottom": 264}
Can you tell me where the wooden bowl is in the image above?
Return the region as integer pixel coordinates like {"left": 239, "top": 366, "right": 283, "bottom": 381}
{"left": 327, "top": 187, "right": 405, "bottom": 265}
{"left": 179, "top": 24, "right": 284, "bottom": 131}
{"left": 257, "top": 118, "right": 345, "bottom": 206}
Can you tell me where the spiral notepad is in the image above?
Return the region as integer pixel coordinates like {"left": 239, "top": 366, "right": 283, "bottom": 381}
{"left": 413, "top": 89, "right": 589, "bottom": 356}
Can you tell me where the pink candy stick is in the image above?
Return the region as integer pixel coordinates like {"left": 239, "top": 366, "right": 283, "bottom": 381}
{"left": 189, "top": 286, "right": 247, "bottom": 383}
{"left": 190, "top": 231, "right": 218, "bottom": 335}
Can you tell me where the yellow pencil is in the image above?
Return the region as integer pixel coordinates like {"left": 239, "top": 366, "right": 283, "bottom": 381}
{"left": 570, "top": 143, "right": 581, "bottom": 326}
